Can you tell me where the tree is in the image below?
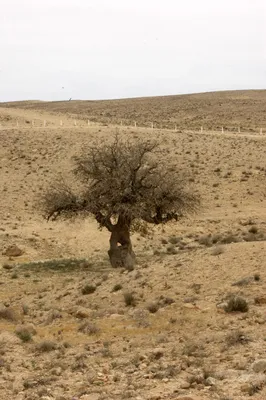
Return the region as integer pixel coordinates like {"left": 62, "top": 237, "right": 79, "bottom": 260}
{"left": 41, "top": 135, "right": 199, "bottom": 270}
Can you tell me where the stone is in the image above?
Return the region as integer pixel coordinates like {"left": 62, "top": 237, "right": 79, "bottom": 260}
{"left": 252, "top": 359, "right": 266, "bottom": 373}
{"left": 179, "top": 380, "right": 191, "bottom": 389}
{"left": 75, "top": 308, "right": 90, "bottom": 319}
{"left": 3, "top": 245, "right": 23, "bottom": 257}
{"left": 205, "top": 376, "right": 217, "bottom": 386}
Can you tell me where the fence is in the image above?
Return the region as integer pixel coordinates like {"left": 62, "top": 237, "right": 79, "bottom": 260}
{"left": 0, "top": 119, "right": 264, "bottom": 136}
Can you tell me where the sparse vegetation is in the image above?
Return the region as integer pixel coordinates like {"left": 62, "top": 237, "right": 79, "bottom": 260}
{"left": 81, "top": 284, "right": 96, "bottom": 295}
{"left": 123, "top": 292, "right": 136, "bottom": 307}
{"left": 36, "top": 340, "right": 57, "bottom": 352}
{"left": 225, "top": 296, "right": 249, "bottom": 313}
{"left": 15, "top": 327, "right": 32, "bottom": 342}
{"left": 41, "top": 135, "right": 199, "bottom": 269}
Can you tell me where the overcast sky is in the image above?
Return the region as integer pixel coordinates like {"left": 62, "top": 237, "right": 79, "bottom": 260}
{"left": 1, "top": 0, "right": 266, "bottom": 101}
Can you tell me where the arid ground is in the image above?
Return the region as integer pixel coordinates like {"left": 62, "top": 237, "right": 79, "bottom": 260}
{"left": 0, "top": 90, "right": 266, "bottom": 400}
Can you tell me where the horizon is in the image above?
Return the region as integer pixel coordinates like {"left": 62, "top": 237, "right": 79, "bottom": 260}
{"left": 1, "top": 88, "right": 266, "bottom": 104}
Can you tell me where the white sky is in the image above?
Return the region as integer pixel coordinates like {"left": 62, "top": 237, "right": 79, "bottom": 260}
{"left": 1, "top": 0, "right": 266, "bottom": 101}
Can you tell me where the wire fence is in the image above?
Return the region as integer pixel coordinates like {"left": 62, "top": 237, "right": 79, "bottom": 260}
{"left": 0, "top": 119, "right": 264, "bottom": 136}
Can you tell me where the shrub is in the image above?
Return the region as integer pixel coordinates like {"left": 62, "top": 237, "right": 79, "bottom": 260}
{"left": 123, "top": 292, "right": 136, "bottom": 307}
{"left": 81, "top": 284, "right": 96, "bottom": 295}
{"left": 36, "top": 340, "right": 57, "bottom": 352}
{"left": 78, "top": 322, "right": 100, "bottom": 335}
{"left": 146, "top": 302, "right": 160, "bottom": 314}
{"left": 225, "top": 330, "right": 248, "bottom": 346}
{"left": 225, "top": 296, "right": 248, "bottom": 313}
{"left": 112, "top": 283, "right": 122, "bottom": 292}
{"left": 15, "top": 328, "right": 32, "bottom": 342}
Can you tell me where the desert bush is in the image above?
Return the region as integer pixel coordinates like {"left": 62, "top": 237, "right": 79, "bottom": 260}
{"left": 225, "top": 296, "right": 249, "bottom": 313}
{"left": 15, "top": 327, "right": 32, "bottom": 342}
{"left": 36, "top": 340, "right": 57, "bottom": 352}
{"left": 78, "top": 322, "right": 100, "bottom": 335}
{"left": 112, "top": 283, "right": 122, "bottom": 292}
{"left": 249, "top": 225, "right": 258, "bottom": 234}
{"left": 198, "top": 235, "right": 212, "bottom": 247}
{"left": 81, "top": 284, "right": 96, "bottom": 295}
{"left": 225, "top": 330, "right": 249, "bottom": 346}
{"left": 123, "top": 292, "right": 136, "bottom": 307}
{"left": 146, "top": 302, "right": 160, "bottom": 314}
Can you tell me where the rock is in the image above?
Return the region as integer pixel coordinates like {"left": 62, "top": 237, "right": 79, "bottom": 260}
{"left": 179, "top": 380, "right": 191, "bottom": 389}
{"left": 254, "top": 296, "right": 266, "bottom": 305}
{"left": 205, "top": 376, "right": 217, "bottom": 386}
{"left": 76, "top": 308, "right": 90, "bottom": 319}
{"left": 3, "top": 245, "right": 23, "bottom": 257}
{"left": 80, "top": 394, "right": 100, "bottom": 400}
{"left": 176, "top": 396, "right": 203, "bottom": 400}
{"left": 150, "top": 348, "right": 164, "bottom": 360}
{"left": 252, "top": 359, "right": 266, "bottom": 373}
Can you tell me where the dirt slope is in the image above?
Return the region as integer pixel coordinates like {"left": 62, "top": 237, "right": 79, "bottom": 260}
{"left": 0, "top": 103, "right": 266, "bottom": 400}
{"left": 1, "top": 89, "right": 266, "bottom": 131}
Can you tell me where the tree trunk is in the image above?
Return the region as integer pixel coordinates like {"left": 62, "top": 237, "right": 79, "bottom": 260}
{"left": 108, "top": 216, "right": 136, "bottom": 270}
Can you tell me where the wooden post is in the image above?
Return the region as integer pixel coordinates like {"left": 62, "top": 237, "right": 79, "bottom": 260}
{"left": 221, "top": 127, "right": 224, "bottom": 133}
{"left": 151, "top": 122, "right": 154, "bottom": 129}
{"left": 88, "top": 120, "right": 90, "bottom": 126}
{"left": 134, "top": 121, "right": 137, "bottom": 128}
{"left": 60, "top": 120, "right": 63, "bottom": 126}
{"left": 74, "top": 120, "right": 77, "bottom": 126}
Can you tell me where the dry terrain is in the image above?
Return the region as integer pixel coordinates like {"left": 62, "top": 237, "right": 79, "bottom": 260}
{"left": 0, "top": 92, "right": 266, "bottom": 400}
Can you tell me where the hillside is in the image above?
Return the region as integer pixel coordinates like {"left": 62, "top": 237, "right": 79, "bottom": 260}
{"left": 0, "top": 101, "right": 266, "bottom": 400}
{"left": 1, "top": 89, "right": 266, "bottom": 131}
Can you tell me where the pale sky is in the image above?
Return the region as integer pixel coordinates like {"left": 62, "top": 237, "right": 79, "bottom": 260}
{"left": 1, "top": 0, "right": 266, "bottom": 101}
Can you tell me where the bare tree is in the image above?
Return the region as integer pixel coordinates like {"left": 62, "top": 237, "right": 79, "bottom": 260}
{"left": 41, "top": 135, "right": 199, "bottom": 270}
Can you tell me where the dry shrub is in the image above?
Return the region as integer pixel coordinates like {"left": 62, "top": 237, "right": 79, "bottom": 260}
{"left": 78, "top": 322, "right": 100, "bottom": 335}
{"left": 0, "top": 307, "right": 18, "bottom": 322}
{"left": 36, "top": 340, "right": 57, "bottom": 352}
{"left": 225, "top": 296, "right": 248, "bottom": 313}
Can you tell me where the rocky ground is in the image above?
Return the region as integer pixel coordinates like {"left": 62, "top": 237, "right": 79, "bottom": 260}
{"left": 0, "top": 106, "right": 266, "bottom": 400}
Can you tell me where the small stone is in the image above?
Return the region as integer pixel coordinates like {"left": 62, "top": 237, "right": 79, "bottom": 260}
{"left": 76, "top": 308, "right": 90, "bottom": 319}
{"left": 3, "top": 245, "right": 23, "bottom": 257}
{"left": 252, "top": 359, "right": 266, "bottom": 373}
{"left": 179, "top": 380, "right": 191, "bottom": 389}
{"left": 205, "top": 376, "right": 217, "bottom": 386}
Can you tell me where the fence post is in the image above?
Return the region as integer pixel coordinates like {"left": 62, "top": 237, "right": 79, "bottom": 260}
{"left": 151, "top": 122, "right": 154, "bottom": 129}
{"left": 221, "top": 127, "right": 224, "bottom": 133}
{"left": 74, "top": 120, "right": 77, "bottom": 126}
{"left": 88, "top": 120, "right": 90, "bottom": 126}
{"left": 134, "top": 121, "right": 137, "bottom": 128}
{"left": 60, "top": 120, "right": 63, "bottom": 126}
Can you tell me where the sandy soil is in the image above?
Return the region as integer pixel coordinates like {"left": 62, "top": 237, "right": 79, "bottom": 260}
{"left": 0, "top": 102, "right": 266, "bottom": 400}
